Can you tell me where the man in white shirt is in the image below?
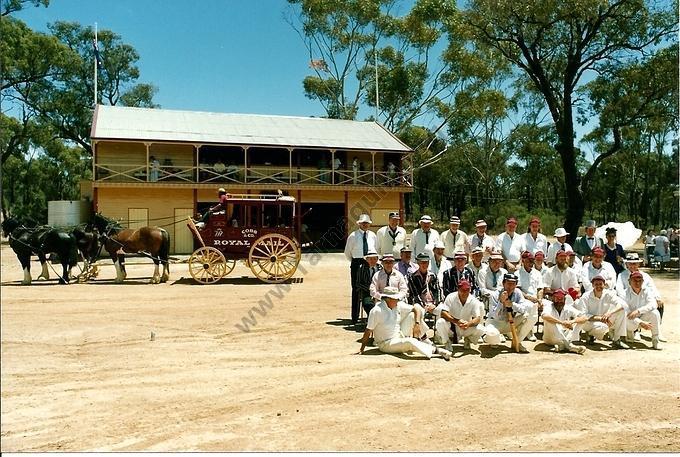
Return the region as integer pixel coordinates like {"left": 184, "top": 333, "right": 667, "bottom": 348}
{"left": 359, "top": 287, "right": 452, "bottom": 360}
{"left": 516, "top": 251, "right": 548, "bottom": 342}
{"left": 484, "top": 274, "right": 537, "bottom": 353}
{"left": 575, "top": 275, "right": 629, "bottom": 349}
{"left": 522, "top": 217, "right": 548, "bottom": 256}
{"left": 370, "top": 254, "right": 408, "bottom": 302}
{"left": 429, "top": 240, "right": 452, "bottom": 286}
{"left": 409, "top": 215, "right": 440, "bottom": 259}
{"left": 616, "top": 252, "right": 665, "bottom": 342}
{"left": 495, "top": 217, "right": 525, "bottom": 273}
{"left": 479, "top": 251, "right": 507, "bottom": 299}
{"left": 470, "top": 219, "right": 495, "bottom": 262}
{"left": 541, "top": 289, "right": 588, "bottom": 354}
{"left": 580, "top": 247, "right": 616, "bottom": 292}
{"left": 624, "top": 272, "right": 662, "bottom": 349}
{"left": 436, "top": 279, "right": 497, "bottom": 351}
{"left": 546, "top": 228, "right": 572, "bottom": 266}
{"left": 344, "top": 214, "right": 377, "bottom": 324}
{"left": 544, "top": 250, "right": 580, "bottom": 299}
{"left": 376, "top": 211, "right": 407, "bottom": 257}
{"left": 533, "top": 250, "right": 550, "bottom": 284}
{"left": 567, "top": 250, "right": 583, "bottom": 278}
{"left": 467, "top": 246, "right": 488, "bottom": 291}
{"left": 442, "top": 216, "right": 468, "bottom": 258}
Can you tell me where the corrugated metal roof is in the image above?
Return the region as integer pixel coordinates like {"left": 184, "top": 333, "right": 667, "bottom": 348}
{"left": 91, "top": 105, "right": 412, "bottom": 152}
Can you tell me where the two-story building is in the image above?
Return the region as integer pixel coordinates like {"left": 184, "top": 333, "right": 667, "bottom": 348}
{"left": 86, "top": 105, "right": 414, "bottom": 254}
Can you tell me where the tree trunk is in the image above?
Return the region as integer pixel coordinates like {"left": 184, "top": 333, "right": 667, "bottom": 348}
{"left": 557, "top": 130, "right": 585, "bottom": 245}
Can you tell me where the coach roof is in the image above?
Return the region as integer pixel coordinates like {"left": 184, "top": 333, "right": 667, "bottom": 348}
{"left": 91, "top": 105, "right": 412, "bottom": 153}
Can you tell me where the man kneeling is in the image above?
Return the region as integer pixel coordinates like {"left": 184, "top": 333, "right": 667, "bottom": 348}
{"left": 436, "top": 279, "right": 495, "bottom": 352}
{"left": 541, "top": 289, "right": 588, "bottom": 354}
{"left": 359, "top": 286, "right": 452, "bottom": 361}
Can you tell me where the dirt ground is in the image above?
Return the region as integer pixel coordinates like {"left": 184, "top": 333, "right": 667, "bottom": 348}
{"left": 1, "top": 243, "right": 679, "bottom": 452}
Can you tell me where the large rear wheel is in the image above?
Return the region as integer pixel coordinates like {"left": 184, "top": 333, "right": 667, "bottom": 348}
{"left": 188, "top": 246, "right": 234, "bottom": 284}
{"left": 248, "top": 234, "right": 300, "bottom": 283}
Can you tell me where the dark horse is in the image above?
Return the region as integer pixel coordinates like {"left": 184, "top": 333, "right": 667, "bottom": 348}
{"left": 72, "top": 223, "right": 101, "bottom": 280}
{"left": 1, "top": 217, "right": 78, "bottom": 285}
{"left": 91, "top": 213, "right": 170, "bottom": 283}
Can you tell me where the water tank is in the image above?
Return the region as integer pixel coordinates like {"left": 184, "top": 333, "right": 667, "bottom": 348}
{"left": 47, "top": 200, "right": 91, "bottom": 227}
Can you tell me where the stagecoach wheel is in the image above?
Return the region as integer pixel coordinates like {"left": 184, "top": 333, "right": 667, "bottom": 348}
{"left": 248, "top": 233, "right": 300, "bottom": 283}
{"left": 188, "top": 247, "right": 228, "bottom": 284}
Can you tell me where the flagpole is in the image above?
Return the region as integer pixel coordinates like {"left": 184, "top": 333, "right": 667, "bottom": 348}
{"left": 93, "top": 22, "right": 98, "bottom": 107}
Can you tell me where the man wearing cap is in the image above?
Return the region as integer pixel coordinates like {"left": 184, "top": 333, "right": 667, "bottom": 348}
{"left": 344, "top": 214, "right": 378, "bottom": 324}
{"left": 516, "top": 251, "right": 548, "bottom": 342}
{"left": 467, "top": 247, "right": 488, "bottom": 291}
{"left": 544, "top": 250, "right": 580, "bottom": 298}
{"left": 396, "top": 247, "right": 418, "bottom": 277}
{"left": 429, "top": 241, "right": 452, "bottom": 286}
{"left": 623, "top": 272, "right": 662, "bottom": 349}
{"left": 574, "top": 275, "right": 629, "bottom": 349}
{"left": 533, "top": 250, "right": 550, "bottom": 284}
{"left": 409, "top": 215, "right": 440, "bottom": 259}
{"left": 574, "top": 220, "right": 605, "bottom": 262}
{"left": 478, "top": 251, "right": 507, "bottom": 299}
{"left": 442, "top": 251, "right": 479, "bottom": 298}
{"left": 356, "top": 250, "right": 382, "bottom": 321}
{"left": 522, "top": 217, "right": 548, "bottom": 256}
{"left": 437, "top": 279, "right": 495, "bottom": 350}
{"left": 407, "top": 253, "right": 444, "bottom": 315}
{"left": 470, "top": 220, "right": 495, "bottom": 262}
{"left": 541, "top": 289, "right": 588, "bottom": 354}
{"left": 370, "top": 254, "right": 408, "bottom": 304}
{"left": 442, "top": 216, "right": 469, "bottom": 258}
{"left": 495, "top": 217, "right": 526, "bottom": 273}
{"left": 580, "top": 247, "right": 616, "bottom": 292}
{"left": 566, "top": 250, "right": 583, "bottom": 278}
{"left": 484, "top": 274, "right": 537, "bottom": 353}
{"left": 359, "top": 287, "right": 452, "bottom": 361}
{"left": 376, "top": 212, "right": 407, "bottom": 258}
{"left": 546, "top": 228, "right": 572, "bottom": 267}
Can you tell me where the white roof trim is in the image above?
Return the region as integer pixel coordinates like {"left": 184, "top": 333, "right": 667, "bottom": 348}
{"left": 91, "top": 105, "right": 412, "bottom": 152}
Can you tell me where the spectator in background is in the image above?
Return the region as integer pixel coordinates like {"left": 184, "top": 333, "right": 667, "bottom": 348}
{"left": 603, "top": 227, "right": 626, "bottom": 275}
{"left": 352, "top": 157, "right": 360, "bottom": 184}
{"left": 149, "top": 155, "right": 160, "bottom": 182}
{"left": 644, "top": 229, "right": 656, "bottom": 267}
{"left": 654, "top": 229, "right": 670, "bottom": 271}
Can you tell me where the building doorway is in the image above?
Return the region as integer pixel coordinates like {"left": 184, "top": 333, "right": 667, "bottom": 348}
{"left": 300, "top": 203, "right": 345, "bottom": 250}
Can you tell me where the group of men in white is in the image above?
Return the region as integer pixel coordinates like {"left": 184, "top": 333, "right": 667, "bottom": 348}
{"left": 345, "top": 212, "right": 666, "bottom": 361}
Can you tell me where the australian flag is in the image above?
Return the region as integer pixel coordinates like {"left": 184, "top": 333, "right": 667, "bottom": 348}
{"left": 93, "top": 38, "right": 103, "bottom": 69}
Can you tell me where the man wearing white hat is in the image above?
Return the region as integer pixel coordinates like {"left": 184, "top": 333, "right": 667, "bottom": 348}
{"left": 478, "top": 251, "right": 507, "bottom": 299}
{"left": 370, "top": 254, "right": 408, "bottom": 302}
{"left": 484, "top": 274, "right": 536, "bottom": 353}
{"left": 344, "top": 216, "right": 378, "bottom": 324}
{"left": 442, "top": 216, "right": 469, "bottom": 258}
{"left": 574, "top": 275, "right": 629, "bottom": 349}
{"left": 409, "top": 215, "right": 440, "bottom": 259}
{"left": 470, "top": 219, "right": 495, "bottom": 262}
{"left": 357, "top": 250, "right": 382, "bottom": 318}
{"left": 467, "top": 246, "right": 488, "bottom": 291}
{"left": 623, "top": 271, "right": 662, "bottom": 349}
{"left": 376, "top": 211, "right": 407, "bottom": 258}
{"left": 429, "top": 240, "right": 452, "bottom": 286}
{"left": 359, "top": 287, "right": 452, "bottom": 361}
{"left": 546, "top": 228, "right": 572, "bottom": 266}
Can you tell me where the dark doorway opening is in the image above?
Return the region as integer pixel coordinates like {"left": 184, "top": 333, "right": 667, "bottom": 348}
{"left": 300, "top": 203, "right": 345, "bottom": 250}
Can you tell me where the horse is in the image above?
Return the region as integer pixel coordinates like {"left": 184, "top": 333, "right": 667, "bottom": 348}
{"left": 1, "top": 217, "right": 79, "bottom": 285}
{"left": 90, "top": 213, "right": 170, "bottom": 284}
{"left": 72, "top": 223, "right": 101, "bottom": 280}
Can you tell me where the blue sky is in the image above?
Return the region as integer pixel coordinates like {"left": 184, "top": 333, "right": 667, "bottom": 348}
{"left": 16, "top": 0, "right": 327, "bottom": 117}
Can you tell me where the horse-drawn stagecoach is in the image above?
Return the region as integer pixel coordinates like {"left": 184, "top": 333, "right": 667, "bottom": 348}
{"left": 186, "top": 193, "right": 302, "bottom": 284}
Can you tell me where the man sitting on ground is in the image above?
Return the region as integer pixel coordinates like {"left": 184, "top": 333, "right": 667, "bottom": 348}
{"left": 624, "top": 272, "right": 662, "bottom": 350}
{"left": 359, "top": 287, "right": 452, "bottom": 360}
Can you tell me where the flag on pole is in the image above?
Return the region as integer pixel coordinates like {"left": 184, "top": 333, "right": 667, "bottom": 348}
{"left": 309, "top": 59, "right": 328, "bottom": 72}
{"left": 93, "top": 38, "right": 103, "bottom": 69}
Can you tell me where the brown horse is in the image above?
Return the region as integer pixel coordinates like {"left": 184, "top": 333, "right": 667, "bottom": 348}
{"left": 91, "top": 213, "right": 170, "bottom": 284}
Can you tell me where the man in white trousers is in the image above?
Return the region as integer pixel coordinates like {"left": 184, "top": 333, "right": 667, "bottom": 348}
{"left": 359, "top": 287, "right": 452, "bottom": 360}
{"left": 624, "top": 272, "right": 662, "bottom": 350}
{"left": 436, "top": 279, "right": 497, "bottom": 351}
{"left": 484, "top": 273, "right": 537, "bottom": 353}
{"left": 574, "top": 275, "right": 629, "bottom": 349}
{"left": 541, "top": 289, "right": 588, "bottom": 354}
